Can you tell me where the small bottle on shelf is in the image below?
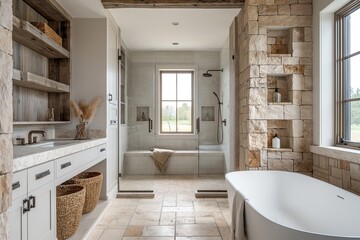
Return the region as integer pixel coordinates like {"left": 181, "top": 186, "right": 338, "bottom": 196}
{"left": 49, "top": 108, "right": 55, "bottom": 121}
{"left": 273, "top": 88, "right": 281, "bottom": 103}
{"left": 272, "top": 134, "right": 281, "bottom": 149}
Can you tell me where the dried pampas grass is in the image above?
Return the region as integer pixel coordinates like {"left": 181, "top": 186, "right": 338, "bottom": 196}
{"left": 70, "top": 96, "right": 103, "bottom": 124}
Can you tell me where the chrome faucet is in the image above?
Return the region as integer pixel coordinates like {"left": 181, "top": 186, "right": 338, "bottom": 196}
{"left": 28, "top": 130, "right": 47, "bottom": 144}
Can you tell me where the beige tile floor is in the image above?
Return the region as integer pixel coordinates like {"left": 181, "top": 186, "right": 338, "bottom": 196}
{"left": 87, "top": 176, "right": 231, "bottom": 240}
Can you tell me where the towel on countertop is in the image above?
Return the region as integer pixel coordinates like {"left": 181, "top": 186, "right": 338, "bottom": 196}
{"left": 227, "top": 183, "right": 247, "bottom": 240}
{"left": 150, "top": 148, "right": 174, "bottom": 173}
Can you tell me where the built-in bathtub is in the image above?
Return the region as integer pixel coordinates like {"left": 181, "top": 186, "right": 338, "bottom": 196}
{"left": 123, "top": 146, "right": 224, "bottom": 175}
{"left": 226, "top": 171, "right": 360, "bottom": 240}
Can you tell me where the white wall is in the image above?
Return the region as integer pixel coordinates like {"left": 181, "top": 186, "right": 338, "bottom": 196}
{"left": 127, "top": 51, "right": 221, "bottom": 150}
{"left": 313, "top": 0, "right": 351, "bottom": 146}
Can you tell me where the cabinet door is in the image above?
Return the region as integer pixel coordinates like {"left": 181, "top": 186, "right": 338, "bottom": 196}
{"left": 9, "top": 196, "right": 28, "bottom": 240}
{"left": 27, "top": 181, "right": 55, "bottom": 240}
{"left": 107, "top": 21, "right": 119, "bottom": 105}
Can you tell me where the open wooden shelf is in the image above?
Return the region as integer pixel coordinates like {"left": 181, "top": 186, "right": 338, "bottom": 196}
{"left": 23, "top": 0, "right": 67, "bottom": 21}
{"left": 13, "top": 121, "right": 71, "bottom": 126}
{"left": 12, "top": 16, "right": 70, "bottom": 59}
{"left": 13, "top": 69, "right": 70, "bottom": 93}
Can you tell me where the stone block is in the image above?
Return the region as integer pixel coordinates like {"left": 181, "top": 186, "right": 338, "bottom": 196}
{"left": 250, "top": 65, "right": 260, "bottom": 78}
{"left": 249, "top": 0, "right": 275, "bottom": 5}
{"left": 0, "top": 0, "right": 12, "bottom": 31}
{"left": 291, "top": 120, "right": 303, "bottom": 137}
{"left": 304, "top": 27, "right": 312, "bottom": 42}
{"left": 248, "top": 87, "right": 267, "bottom": 105}
{"left": 300, "top": 106, "right": 312, "bottom": 119}
{"left": 258, "top": 5, "right": 277, "bottom": 15}
{"left": 304, "top": 76, "right": 312, "bottom": 90}
{"left": 304, "top": 65, "right": 312, "bottom": 76}
{"left": 260, "top": 65, "right": 284, "bottom": 75}
{"left": 284, "top": 64, "right": 304, "bottom": 74}
{"left": 0, "top": 51, "right": 12, "bottom": 134}
{"left": 291, "top": 74, "right": 304, "bottom": 91}
{"left": 301, "top": 91, "right": 312, "bottom": 105}
{"left": 268, "top": 159, "right": 294, "bottom": 171}
{"left": 0, "top": 211, "right": 9, "bottom": 239}
{"left": 0, "top": 134, "right": 12, "bottom": 175}
{"left": 260, "top": 149, "right": 268, "bottom": 167}
{"left": 282, "top": 57, "right": 299, "bottom": 65}
{"left": 249, "top": 35, "right": 267, "bottom": 52}
{"left": 292, "top": 42, "right": 312, "bottom": 57}
{"left": 259, "top": 16, "right": 297, "bottom": 27}
{"left": 290, "top": 4, "right": 312, "bottom": 16}
{"left": 284, "top": 105, "right": 300, "bottom": 119}
{"left": 267, "top": 56, "right": 282, "bottom": 65}
{"left": 303, "top": 120, "right": 312, "bottom": 138}
{"left": 267, "top": 105, "right": 284, "bottom": 119}
{"left": 0, "top": 173, "right": 11, "bottom": 213}
{"left": 292, "top": 137, "right": 311, "bottom": 152}
{"left": 249, "top": 105, "right": 267, "bottom": 119}
{"left": 330, "top": 166, "right": 342, "bottom": 179}
{"left": 340, "top": 160, "right": 350, "bottom": 171}
{"left": 296, "top": 16, "right": 312, "bottom": 27}
{"left": 245, "top": 150, "right": 260, "bottom": 168}
{"left": 350, "top": 163, "right": 360, "bottom": 182}
{"left": 275, "top": 0, "right": 297, "bottom": 4}
{"left": 313, "top": 154, "right": 319, "bottom": 167}
{"left": 351, "top": 179, "right": 360, "bottom": 195}
{"left": 294, "top": 159, "right": 312, "bottom": 172}
{"left": 248, "top": 20, "right": 259, "bottom": 35}
{"left": 291, "top": 27, "right": 305, "bottom": 42}
{"left": 299, "top": 0, "right": 312, "bottom": 3}
{"left": 0, "top": 26, "right": 12, "bottom": 55}
{"left": 277, "top": 4, "right": 290, "bottom": 15}
{"left": 248, "top": 120, "right": 267, "bottom": 133}
{"left": 289, "top": 90, "right": 301, "bottom": 105}
{"left": 303, "top": 152, "right": 312, "bottom": 160}
{"left": 247, "top": 6, "right": 259, "bottom": 21}
{"left": 342, "top": 170, "right": 351, "bottom": 190}
{"left": 249, "top": 134, "right": 267, "bottom": 150}
{"left": 319, "top": 155, "right": 329, "bottom": 170}
{"left": 300, "top": 57, "right": 312, "bottom": 65}
{"left": 282, "top": 152, "right": 302, "bottom": 160}
{"left": 329, "top": 176, "right": 343, "bottom": 188}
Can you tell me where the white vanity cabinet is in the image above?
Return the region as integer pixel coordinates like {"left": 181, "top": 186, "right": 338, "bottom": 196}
{"left": 11, "top": 141, "right": 107, "bottom": 240}
{"left": 9, "top": 162, "right": 56, "bottom": 240}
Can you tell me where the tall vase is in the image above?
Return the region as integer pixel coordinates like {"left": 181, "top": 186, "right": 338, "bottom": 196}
{"left": 75, "top": 122, "right": 89, "bottom": 140}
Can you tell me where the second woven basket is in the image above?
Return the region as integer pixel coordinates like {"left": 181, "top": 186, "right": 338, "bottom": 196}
{"left": 64, "top": 172, "right": 103, "bottom": 214}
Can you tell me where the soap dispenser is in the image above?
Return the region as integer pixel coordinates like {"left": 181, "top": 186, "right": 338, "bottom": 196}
{"left": 273, "top": 88, "right": 281, "bottom": 102}
{"left": 272, "top": 134, "right": 281, "bottom": 149}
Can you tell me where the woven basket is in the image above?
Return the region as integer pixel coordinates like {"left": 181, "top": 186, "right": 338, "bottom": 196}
{"left": 56, "top": 185, "right": 85, "bottom": 240}
{"left": 64, "top": 172, "right": 103, "bottom": 214}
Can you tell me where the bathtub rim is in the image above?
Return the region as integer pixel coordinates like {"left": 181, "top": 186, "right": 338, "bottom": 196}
{"left": 225, "top": 170, "right": 360, "bottom": 239}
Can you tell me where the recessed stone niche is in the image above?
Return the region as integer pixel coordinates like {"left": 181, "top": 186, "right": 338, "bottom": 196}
{"left": 267, "top": 28, "right": 291, "bottom": 55}
{"left": 267, "top": 120, "right": 291, "bottom": 149}
{"left": 201, "top": 106, "right": 215, "bottom": 121}
{"left": 136, "top": 106, "right": 149, "bottom": 121}
{"left": 267, "top": 75, "right": 291, "bottom": 103}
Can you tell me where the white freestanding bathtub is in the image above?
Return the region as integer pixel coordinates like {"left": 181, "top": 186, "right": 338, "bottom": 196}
{"left": 226, "top": 171, "right": 360, "bottom": 240}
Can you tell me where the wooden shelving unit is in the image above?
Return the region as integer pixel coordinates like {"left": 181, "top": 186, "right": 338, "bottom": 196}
{"left": 12, "top": 16, "right": 70, "bottom": 59}
{"left": 13, "top": 69, "right": 70, "bottom": 93}
{"left": 22, "top": 0, "right": 67, "bottom": 21}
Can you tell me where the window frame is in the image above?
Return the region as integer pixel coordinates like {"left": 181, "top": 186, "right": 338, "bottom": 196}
{"left": 335, "top": 0, "right": 360, "bottom": 148}
{"left": 159, "top": 69, "right": 195, "bottom": 134}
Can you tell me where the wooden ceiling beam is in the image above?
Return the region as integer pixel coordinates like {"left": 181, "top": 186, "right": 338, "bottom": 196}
{"left": 102, "top": 0, "right": 244, "bottom": 9}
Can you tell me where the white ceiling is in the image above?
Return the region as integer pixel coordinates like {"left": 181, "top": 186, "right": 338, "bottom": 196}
{"left": 55, "top": 0, "right": 240, "bottom": 51}
{"left": 110, "top": 8, "right": 240, "bottom": 51}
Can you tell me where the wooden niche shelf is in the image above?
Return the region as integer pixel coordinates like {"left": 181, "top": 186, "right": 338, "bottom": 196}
{"left": 12, "top": 69, "right": 70, "bottom": 93}
{"left": 12, "top": 16, "right": 70, "bottom": 59}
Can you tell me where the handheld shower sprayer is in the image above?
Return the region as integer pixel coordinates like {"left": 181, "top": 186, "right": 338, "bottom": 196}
{"left": 213, "top": 92, "right": 222, "bottom": 105}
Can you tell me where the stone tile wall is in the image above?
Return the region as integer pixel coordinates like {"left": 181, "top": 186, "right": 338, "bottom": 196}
{"left": 313, "top": 154, "right": 360, "bottom": 195}
{"left": 0, "top": 0, "right": 13, "bottom": 238}
{"left": 238, "top": 0, "right": 313, "bottom": 173}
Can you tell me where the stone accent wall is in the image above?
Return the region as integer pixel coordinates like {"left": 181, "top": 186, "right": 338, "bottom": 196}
{"left": 313, "top": 154, "right": 360, "bottom": 195}
{"left": 238, "top": 0, "right": 313, "bottom": 173}
{"left": 0, "top": 0, "right": 13, "bottom": 238}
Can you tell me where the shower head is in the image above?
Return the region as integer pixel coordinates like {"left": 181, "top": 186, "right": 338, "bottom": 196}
{"left": 213, "top": 92, "right": 222, "bottom": 105}
{"left": 203, "top": 68, "right": 223, "bottom": 78}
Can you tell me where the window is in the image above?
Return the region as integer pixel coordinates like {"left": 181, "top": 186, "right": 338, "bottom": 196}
{"left": 336, "top": 1, "right": 360, "bottom": 146}
{"left": 160, "top": 70, "right": 194, "bottom": 134}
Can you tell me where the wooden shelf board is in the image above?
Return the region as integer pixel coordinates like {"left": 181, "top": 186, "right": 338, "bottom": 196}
{"left": 13, "top": 121, "right": 71, "bottom": 125}
{"left": 13, "top": 16, "right": 70, "bottom": 59}
{"left": 12, "top": 69, "right": 70, "bottom": 93}
{"left": 23, "top": 0, "right": 67, "bottom": 21}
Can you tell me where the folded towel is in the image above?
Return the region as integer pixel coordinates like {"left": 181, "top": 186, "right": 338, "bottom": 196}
{"left": 227, "top": 183, "right": 247, "bottom": 240}
{"left": 150, "top": 148, "right": 174, "bottom": 173}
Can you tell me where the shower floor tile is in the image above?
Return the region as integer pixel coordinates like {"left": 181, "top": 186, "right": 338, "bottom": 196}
{"left": 89, "top": 176, "right": 231, "bottom": 240}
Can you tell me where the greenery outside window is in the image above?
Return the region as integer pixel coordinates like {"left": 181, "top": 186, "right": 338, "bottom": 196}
{"left": 160, "top": 70, "right": 194, "bottom": 134}
{"left": 336, "top": 1, "right": 360, "bottom": 146}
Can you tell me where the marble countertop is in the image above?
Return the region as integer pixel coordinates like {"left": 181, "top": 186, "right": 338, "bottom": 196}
{"left": 13, "top": 138, "right": 107, "bottom": 172}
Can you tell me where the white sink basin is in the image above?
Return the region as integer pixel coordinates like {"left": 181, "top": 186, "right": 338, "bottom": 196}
{"left": 26, "top": 140, "right": 77, "bottom": 148}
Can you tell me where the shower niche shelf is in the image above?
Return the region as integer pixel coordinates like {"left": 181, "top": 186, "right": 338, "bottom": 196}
{"left": 201, "top": 106, "right": 215, "bottom": 121}
{"left": 267, "top": 74, "right": 292, "bottom": 104}
{"left": 267, "top": 120, "right": 292, "bottom": 150}
{"left": 136, "top": 106, "right": 149, "bottom": 121}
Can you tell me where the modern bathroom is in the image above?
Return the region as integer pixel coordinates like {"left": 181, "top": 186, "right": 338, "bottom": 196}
{"left": 2, "top": 0, "right": 360, "bottom": 240}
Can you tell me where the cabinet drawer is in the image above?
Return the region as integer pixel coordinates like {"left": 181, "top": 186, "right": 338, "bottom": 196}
{"left": 28, "top": 161, "right": 55, "bottom": 192}
{"left": 56, "top": 154, "right": 78, "bottom": 178}
{"left": 12, "top": 170, "right": 27, "bottom": 200}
